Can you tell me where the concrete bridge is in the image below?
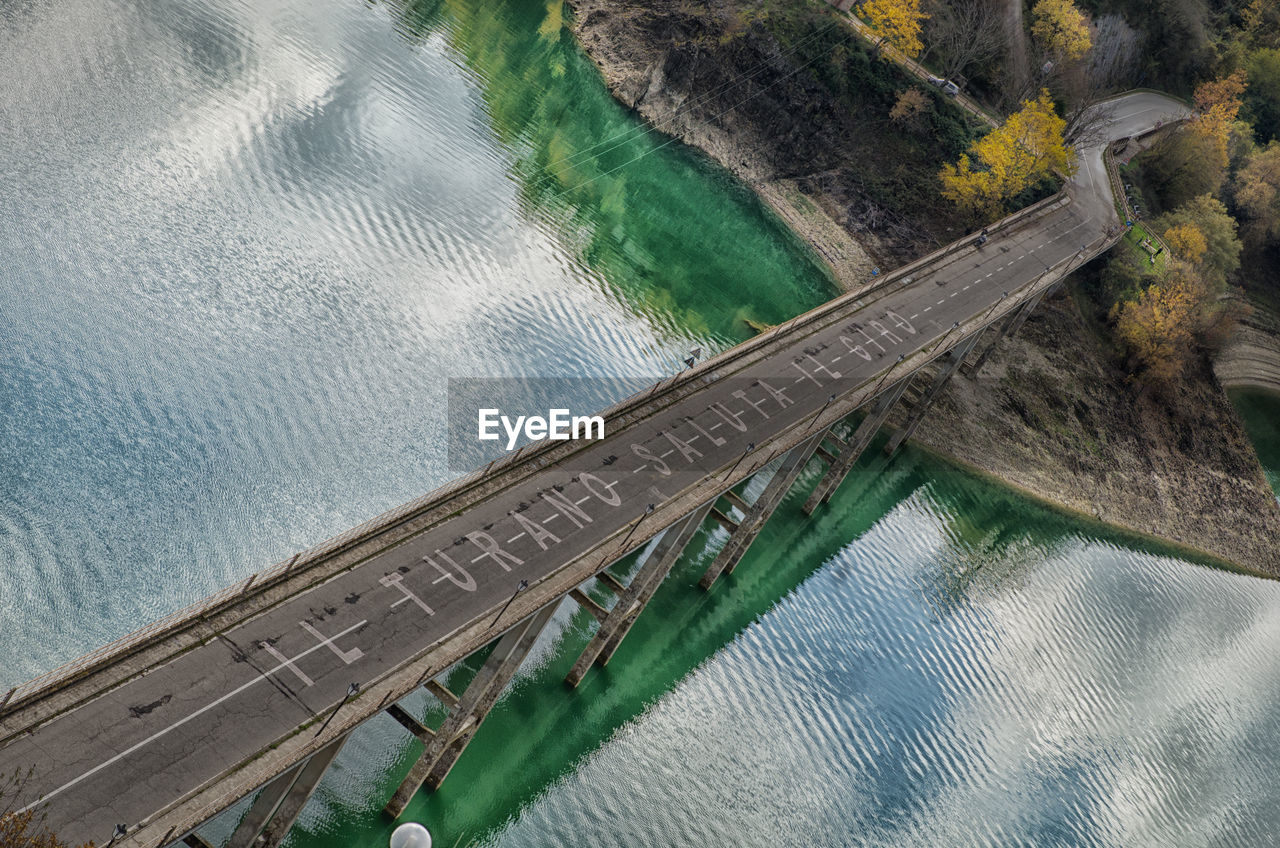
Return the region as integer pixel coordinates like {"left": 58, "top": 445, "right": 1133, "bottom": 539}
{"left": 0, "top": 92, "right": 1187, "bottom": 848}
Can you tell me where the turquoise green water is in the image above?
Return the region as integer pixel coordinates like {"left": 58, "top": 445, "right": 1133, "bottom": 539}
{"left": 5, "top": 0, "right": 1280, "bottom": 845}
{"left": 0, "top": 0, "right": 830, "bottom": 683}
{"left": 1231, "top": 389, "right": 1280, "bottom": 499}
{"left": 238, "top": 440, "right": 1280, "bottom": 848}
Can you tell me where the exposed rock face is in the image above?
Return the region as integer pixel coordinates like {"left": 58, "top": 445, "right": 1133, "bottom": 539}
{"left": 1215, "top": 297, "right": 1280, "bottom": 395}
{"left": 570, "top": 0, "right": 1280, "bottom": 573}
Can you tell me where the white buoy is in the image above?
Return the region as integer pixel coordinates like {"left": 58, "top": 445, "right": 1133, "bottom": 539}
{"left": 389, "top": 822, "right": 432, "bottom": 848}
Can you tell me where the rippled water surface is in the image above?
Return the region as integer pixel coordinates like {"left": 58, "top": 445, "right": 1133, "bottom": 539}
{"left": 0, "top": 0, "right": 830, "bottom": 682}
{"left": 4, "top": 0, "right": 1280, "bottom": 846}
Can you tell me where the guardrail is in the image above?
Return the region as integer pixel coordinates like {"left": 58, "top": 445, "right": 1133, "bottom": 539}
{"left": 1104, "top": 138, "right": 1172, "bottom": 258}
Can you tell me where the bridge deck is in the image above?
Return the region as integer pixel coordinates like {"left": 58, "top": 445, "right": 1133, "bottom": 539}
{"left": 0, "top": 93, "right": 1187, "bottom": 847}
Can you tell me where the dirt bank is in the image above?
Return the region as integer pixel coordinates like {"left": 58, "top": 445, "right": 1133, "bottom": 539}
{"left": 570, "top": 0, "right": 1280, "bottom": 573}
{"left": 904, "top": 287, "right": 1280, "bottom": 572}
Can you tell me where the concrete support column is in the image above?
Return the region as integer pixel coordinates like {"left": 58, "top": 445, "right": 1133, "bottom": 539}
{"left": 699, "top": 430, "right": 828, "bottom": 590}
{"left": 384, "top": 602, "right": 560, "bottom": 817}
{"left": 566, "top": 502, "right": 714, "bottom": 687}
{"left": 256, "top": 734, "right": 350, "bottom": 848}
{"left": 802, "top": 377, "right": 913, "bottom": 514}
{"left": 224, "top": 763, "right": 304, "bottom": 848}
{"left": 221, "top": 732, "right": 349, "bottom": 848}
{"left": 966, "top": 290, "right": 1045, "bottom": 378}
{"left": 883, "top": 331, "right": 983, "bottom": 455}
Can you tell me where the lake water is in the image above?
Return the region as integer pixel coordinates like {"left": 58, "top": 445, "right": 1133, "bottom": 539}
{"left": 2, "top": 0, "right": 1279, "bottom": 846}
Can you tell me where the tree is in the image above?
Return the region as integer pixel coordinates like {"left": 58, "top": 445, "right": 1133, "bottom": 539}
{"left": 1233, "top": 141, "right": 1280, "bottom": 245}
{"left": 862, "top": 0, "right": 929, "bottom": 58}
{"left": 1140, "top": 127, "right": 1227, "bottom": 210}
{"left": 922, "top": 0, "right": 1005, "bottom": 81}
{"left": 1190, "top": 70, "right": 1248, "bottom": 170}
{"left": 1163, "top": 222, "right": 1208, "bottom": 263}
{"left": 1243, "top": 0, "right": 1280, "bottom": 50}
{"left": 1, "top": 770, "right": 94, "bottom": 848}
{"left": 1244, "top": 48, "right": 1280, "bottom": 143}
{"left": 889, "top": 87, "right": 929, "bottom": 127}
{"left": 1058, "top": 14, "right": 1139, "bottom": 145}
{"left": 1113, "top": 265, "right": 1199, "bottom": 383}
{"left": 1030, "top": 0, "right": 1092, "bottom": 61}
{"left": 939, "top": 90, "right": 1074, "bottom": 218}
{"left": 1154, "top": 194, "right": 1243, "bottom": 288}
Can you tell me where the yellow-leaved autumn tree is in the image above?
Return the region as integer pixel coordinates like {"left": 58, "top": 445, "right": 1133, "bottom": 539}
{"left": 1030, "top": 0, "right": 1092, "bottom": 61}
{"left": 862, "top": 0, "right": 929, "bottom": 58}
{"left": 1112, "top": 261, "right": 1201, "bottom": 383}
{"left": 1162, "top": 222, "right": 1208, "bottom": 264}
{"left": 939, "top": 90, "right": 1074, "bottom": 218}
{"left": 1190, "top": 70, "right": 1247, "bottom": 170}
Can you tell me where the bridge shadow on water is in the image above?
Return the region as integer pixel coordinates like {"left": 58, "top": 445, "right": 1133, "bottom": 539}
{"left": 197, "top": 434, "right": 1249, "bottom": 848}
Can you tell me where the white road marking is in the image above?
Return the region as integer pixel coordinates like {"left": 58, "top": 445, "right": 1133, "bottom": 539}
{"left": 507, "top": 533, "right": 525, "bottom": 543}
{"left": 19, "top": 619, "right": 370, "bottom": 813}
{"left": 300, "top": 621, "right": 363, "bottom": 664}
{"left": 259, "top": 641, "right": 313, "bottom": 687}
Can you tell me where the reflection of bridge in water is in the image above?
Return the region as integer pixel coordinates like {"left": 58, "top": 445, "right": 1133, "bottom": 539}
{"left": 0, "top": 92, "right": 1187, "bottom": 848}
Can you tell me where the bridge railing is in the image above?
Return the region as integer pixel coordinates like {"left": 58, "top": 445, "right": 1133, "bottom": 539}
{"left": 1103, "top": 126, "right": 1176, "bottom": 257}
{"left": 0, "top": 175, "right": 1079, "bottom": 722}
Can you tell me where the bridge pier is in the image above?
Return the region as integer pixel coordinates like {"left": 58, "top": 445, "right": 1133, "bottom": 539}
{"left": 384, "top": 602, "right": 560, "bottom": 817}
{"left": 222, "top": 732, "right": 349, "bottom": 848}
{"left": 802, "top": 377, "right": 913, "bottom": 514}
{"left": 884, "top": 332, "right": 983, "bottom": 455}
{"left": 966, "top": 289, "right": 1046, "bottom": 378}
{"left": 699, "top": 430, "right": 828, "bottom": 589}
{"left": 566, "top": 502, "right": 714, "bottom": 687}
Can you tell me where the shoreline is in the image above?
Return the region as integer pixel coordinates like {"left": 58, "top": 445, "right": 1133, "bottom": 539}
{"left": 906, "top": 437, "right": 1274, "bottom": 581}
{"left": 568, "top": 0, "right": 1280, "bottom": 574}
